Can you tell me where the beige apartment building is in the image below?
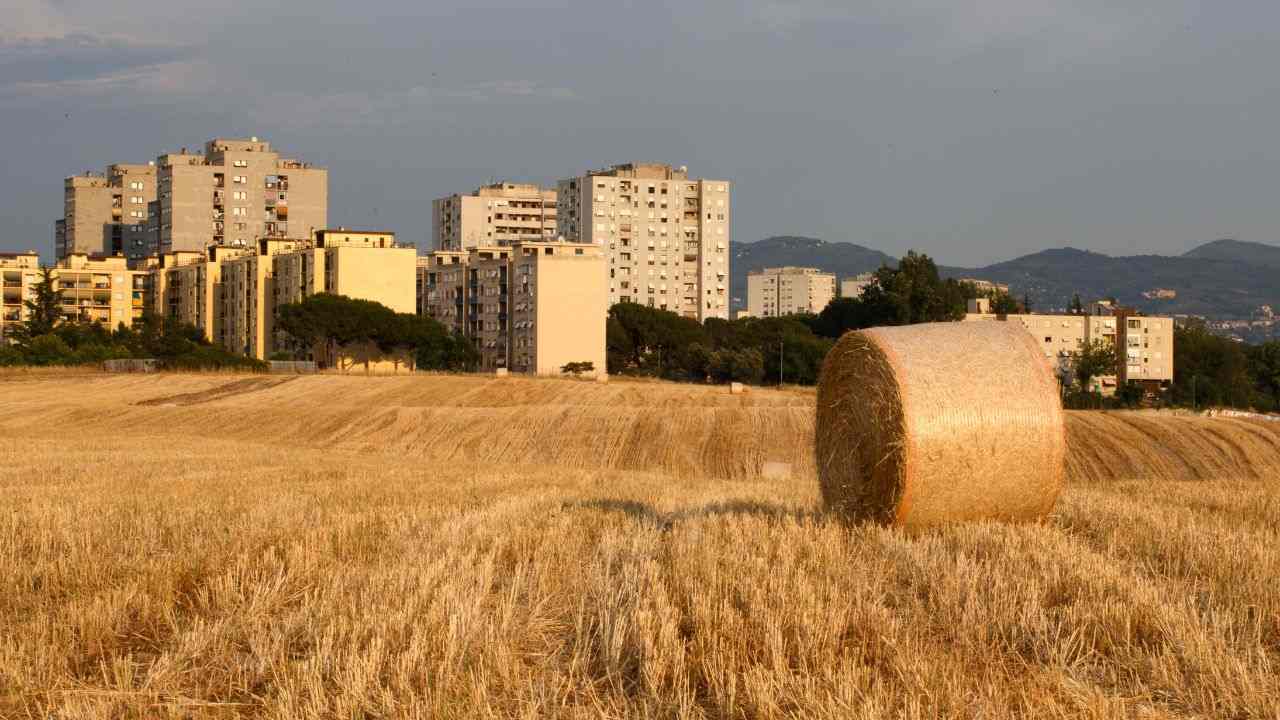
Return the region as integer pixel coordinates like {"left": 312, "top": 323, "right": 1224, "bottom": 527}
{"left": 556, "top": 163, "right": 729, "bottom": 321}
{"left": 273, "top": 230, "right": 413, "bottom": 314}
{"left": 55, "top": 163, "right": 157, "bottom": 262}
{"left": 1, "top": 252, "right": 41, "bottom": 343}
{"left": 840, "top": 273, "right": 876, "bottom": 299}
{"left": 222, "top": 231, "right": 413, "bottom": 360}
{"left": 145, "top": 246, "right": 249, "bottom": 343}
{"left": 419, "top": 241, "right": 607, "bottom": 374}
{"left": 966, "top": 298, "right": 1173, "bottom": 393}
{"left": 433, "top": 183, "right": 557, "bottom": 251}
{"left": 747, "top": 266, "right": 836, "bottom": 317}
{"left": 53, "top": 254, "right": 150, "bottom": 329}
{"left": 155, "top": 137, "right": 327, "bottom": 255}
{"left": 5, "top": 251, "right": 149, "bottom": 340}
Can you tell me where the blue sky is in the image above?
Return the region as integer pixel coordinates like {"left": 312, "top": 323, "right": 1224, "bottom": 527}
{"left": 2, "top": 0, "right": 1277, "bottom": 265}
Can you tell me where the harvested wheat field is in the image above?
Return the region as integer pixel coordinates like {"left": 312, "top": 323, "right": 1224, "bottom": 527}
{"left": 2, "top": 372, "right": 1279, "bottom": 719}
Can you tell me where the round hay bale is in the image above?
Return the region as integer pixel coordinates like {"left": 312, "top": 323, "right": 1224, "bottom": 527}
{"left": 815, "top": 321, "right": 1066, "bottom": 528}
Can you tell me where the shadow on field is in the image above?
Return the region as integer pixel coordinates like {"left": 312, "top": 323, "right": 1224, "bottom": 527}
{"left": 568, "top": 498, "right": 818, "bottom": 530}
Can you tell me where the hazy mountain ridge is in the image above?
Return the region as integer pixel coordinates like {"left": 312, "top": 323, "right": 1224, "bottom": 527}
{"left": 730, "top": 237, "right": 1280, "bottom": 318}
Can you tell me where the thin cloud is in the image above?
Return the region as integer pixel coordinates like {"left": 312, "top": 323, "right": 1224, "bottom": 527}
{"left": 250, "top": 81, "right": 579, "bottom": 129}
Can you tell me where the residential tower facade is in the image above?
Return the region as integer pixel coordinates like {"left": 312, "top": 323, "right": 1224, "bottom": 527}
{"left": 556, "top": 163, "right": 729, "bottom": 321}
{"left": 747, "top": 266, "right": 836, "bottom": 317}
{"left": 433, "top": 183, "right": 558, "bottom": 251}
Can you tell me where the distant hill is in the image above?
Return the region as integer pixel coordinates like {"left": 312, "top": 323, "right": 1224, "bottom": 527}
{"left": 730, "top": 237, "right": 1280, "bottom": 318}
{"left": 729, "top": 236, "right": 894, "bottom": 304}
{"left": 1182, "top": 238, "right": 1280, "bottom": 269}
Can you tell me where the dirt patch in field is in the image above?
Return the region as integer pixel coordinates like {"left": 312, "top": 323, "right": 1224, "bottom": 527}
{"left": 135, "top": 377, "right": 298, "bottom": 407}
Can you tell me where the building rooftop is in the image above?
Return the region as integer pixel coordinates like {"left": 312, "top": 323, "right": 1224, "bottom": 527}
{"left": 591, "top": 163, "right": 690, "bottom": 180}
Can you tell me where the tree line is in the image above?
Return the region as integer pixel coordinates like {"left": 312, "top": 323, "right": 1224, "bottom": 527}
{"left": 0, "top": 268, "right": 263, "bottom": 370}
{"left": 608, "top": 252, "right": 983, "bottom": 384}
{"left": 274, "top": 293, "right": 477, "bottom": 371}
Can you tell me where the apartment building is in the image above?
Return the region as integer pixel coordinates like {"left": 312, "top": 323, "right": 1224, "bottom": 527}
{"left": 510, "top": 242, "right": 608, "bottom": 374}
{"left": 53, "top": 254, "right": 150, "bottom": 329}
{"left": 145, "top": 246, "right": 249, "bottom": 343}
{"left": 840, "top": 273, "right": 876, "bottom": 299}
{"left": 465, "top": 246, "right": 515, "bottom": 369}
{"left": 0, "top": 252, "right": 41, "bottom": 343}
{"left": 155, "top": 137, "right": 327, "bottom": 255}
{"left": 966, "top": 298, "right": 1173, "bottom": 393}
{"left": 556, "top": 163, "right": 729, "bottom": 321}
{"left": 420, "top": 241, "right": 607, "bottom": 374}
{"left": 220, "top": 238, "right": 306, "bottom": 359}
{"left": 433, "top": 183, "right": 557, "bottom": 251}
{"left": 215, "top": 230, "right": 412, "bottom": 360}
{"left": 747, "top": 266, "right": 836, "bottom": 317}
{"left": 55, "top": 163, "right": 157, "bottom": 262}
{"left": 418, "top": 251, "right": 468, "bottom": 334}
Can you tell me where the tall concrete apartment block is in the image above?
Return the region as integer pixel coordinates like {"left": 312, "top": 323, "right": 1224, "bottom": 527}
{"left": 556, "top": 163, "right": 730, "bottom": 321}
{"left": 56, "top": 163, "right": 157, "bottom": 262}
{"left": 419, "top": 242, "right": 607, "bottom": 374}
{"left": 433, "top": 183, "right": 558, "bottom": 250}
{"left": 747, "top": 266, "right": 836, "bottom": 317}
{"left": 155, "top": 137, "right": 327, "bottom": 255}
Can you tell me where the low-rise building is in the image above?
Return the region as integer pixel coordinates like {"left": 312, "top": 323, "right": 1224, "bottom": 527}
{"left": 419, "top": 241, "right": 607, "bottom": 374}
{"left": 747, "top": 266, "right": 836, "bottom": 317}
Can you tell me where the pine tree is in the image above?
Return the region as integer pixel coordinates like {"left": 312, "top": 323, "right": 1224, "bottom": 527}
{"left": 13, "top": 267, "right": 62, "bottom": 344}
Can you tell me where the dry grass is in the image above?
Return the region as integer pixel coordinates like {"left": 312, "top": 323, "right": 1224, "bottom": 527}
{"left": 2, "top": 373, "right": 1278, "bottom": 718}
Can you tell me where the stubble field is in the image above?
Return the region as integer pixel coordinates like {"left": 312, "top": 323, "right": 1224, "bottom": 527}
{"left": 1, "top": 372, "right": 1278, "bottom": 719}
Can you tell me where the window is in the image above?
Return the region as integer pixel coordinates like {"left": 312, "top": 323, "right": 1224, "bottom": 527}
{"left": 233, "top": 175, "right": 246, "bottom": 184}
{"left": 233, "top": 160, "right": 248, "bottom": 167}
{"left": 233, "top": 190, "right": 247, "bottom": 200}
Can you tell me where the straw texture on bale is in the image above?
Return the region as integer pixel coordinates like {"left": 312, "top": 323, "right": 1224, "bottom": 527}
{"left": 815, "top": 321, "right": 1067, "bottom": 527}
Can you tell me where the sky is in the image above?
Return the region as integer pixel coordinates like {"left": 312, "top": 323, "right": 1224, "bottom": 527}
{"left": 2, "top": 0, "right": 1278, "bottom": 266}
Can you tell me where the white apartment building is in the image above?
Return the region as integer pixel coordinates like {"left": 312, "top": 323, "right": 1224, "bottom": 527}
{"left": 747, "top": 266, "right": 836, "bottom": 317}
{"left": 556, "top": 163, "right": 729, "bottom": 321}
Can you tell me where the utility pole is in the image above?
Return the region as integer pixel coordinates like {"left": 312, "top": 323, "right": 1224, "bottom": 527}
{"left": 1192, "top": 374, "right": 1197, "bottom": 411}
{"left": 779, "top": 337, "right": 784, "bottom": 387}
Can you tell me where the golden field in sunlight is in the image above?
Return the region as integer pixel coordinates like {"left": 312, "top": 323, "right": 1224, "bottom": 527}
{"left": 2, "top": 372, "right": 1278, "bottom": 718}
